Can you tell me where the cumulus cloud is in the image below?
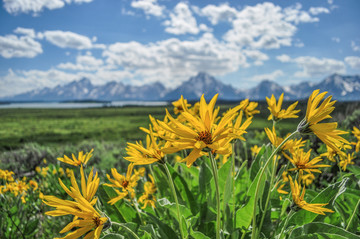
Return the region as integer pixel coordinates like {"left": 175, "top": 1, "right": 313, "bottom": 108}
{"left": 248, "top": 70, "right": 284, "bottom": 82}
{"left": 0, "top": 34, "right": 42, "bottom": 58}
{"left": 243, "top": 50, "right": 269, "bottom": 66}
{"left": 164, "top": 2, "right": 202, "bottom": 35}
{"left": 14, "top": 27, "right": 36, "bottom": 38}
{"left": 58, "top": 53, "right": 104, "bottom": 71}
{"left": 309, "top": 7, "right": 330, "bottom": 15}
{"left": 277, "top": 55, "right": 346, "bottom": 77}
{"left": 292, "top": 56, "right": 346, "bottom": 77}
{"left": 276, "top": 54, "right": 291, "bottom": 62}
{"left": 103, "top": 33, "right": 247, "bottom": 87}
{"left": 200, "top": 3, "right": 238, "bottom": 25}
{"left": 3, "top": 0, "right": 93, "bottom": 15}
{"left": 223, "top": 2, "right": 319, "bottom": 49}
{"left": 345, "top": 56, "right": 360, "bottom": 69}
{"left": 131, "top": 0, "right": 165, "bottom": 17}
{"left": 41, "top": 30, "right": 104, "bottom": 49}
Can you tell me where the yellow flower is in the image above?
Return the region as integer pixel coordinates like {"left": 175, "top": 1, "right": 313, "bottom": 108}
{"left": 139, "top": 175, "right": 157, "bottom": 209}
{"left": 227, "top": 110, "right": 253, "bottom": 142}
{"left": 287, "top": 149, "right": 330, "bottom": 177}
{"left": 289, "top": 176, "right": 334, "bottom": 215}
{"left": 52, "top": 168, "right": 57, "bottom": 175}
{"left": 301, "top": 173, "right": 315, "bottom": 186}
{"left": 172, "top": 96, "right": 191, "bottom": 115}
{"left": 158, "top": 94, "right": 244, "bottom": 167}
{"left": 266, "top": 93, "right": 300, "bottom": 121}
{"left": 240, "top": 99, "right": 260, "bottom": 118}
{"left": 36, "top": 167, "right": 49, "bottom": 177}
{"left": 339, "top": 153, "right": 355, "bottom": 171}
{"left": 104, "top": 163, "right": 141, "bottom": 205}
{"left": 58, "top": 168, "right": 65, "bottom": 177}
{"left": 124, "top": 126, "right": 165, "bottom": 165}
{"left": 297, "top": 90, "right": 349, "bottom": 152}
{"left": 58, "top": 165, "right": 99, "bottom": 205}
{"left": 320, "top": 144, "right": 349, "bottom": 162}
{"left": 66, "top": 168, "right": 73, "bottom": 178}
{"left": 43, "top": 158, "right": 47, "bottom": 164}
{"left": 0, "top": 169, "right": 14, "bottom": 181}
{"left": 29, "top": 180, "right": 38, "bottom": 191}
{"left": 265, "top": 126, "right": 305, "bottom": 153}
{"left": 251, "top": 145, "right": 261, "bottom": 156}
{"left": 43, "top": 189, "right": 107, "bottom": 239}
{"left": 57, "top": 149, "right": 94, "bottom": 167}
{"left": 351, "top": 126, "right": 360, "bottom": 152}
{"left": 277, "top": 183, "right": 288, "bottom": 195}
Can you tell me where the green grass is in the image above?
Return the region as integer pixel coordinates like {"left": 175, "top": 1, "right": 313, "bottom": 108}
{"left": 4, "top": 100, "right": 359, "bottom": 151}
{"left": 0, "top": 106, "right": 167, "bottom": 150}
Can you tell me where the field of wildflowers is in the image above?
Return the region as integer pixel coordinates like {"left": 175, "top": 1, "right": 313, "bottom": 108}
{"left": 1, "top": 90, "right": 360, "bottom": 239}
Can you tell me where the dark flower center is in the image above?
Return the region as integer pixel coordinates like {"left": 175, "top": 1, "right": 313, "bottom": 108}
{"left": 93, "top": 217, "right": 101, "bottom": 227}
{"left": 196, "top": 131, "right": 213, "bottom": 145}
{"left": 122, "top": 180, "right": 129, "bottom": 188}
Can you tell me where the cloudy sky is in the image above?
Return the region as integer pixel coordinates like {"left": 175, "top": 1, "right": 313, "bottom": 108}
{"left": 0, "top": 0, "right": 360, "bottom": 97}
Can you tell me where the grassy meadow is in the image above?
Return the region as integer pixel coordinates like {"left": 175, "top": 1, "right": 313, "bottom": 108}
{"left": 1, "top": 98, "right": 360, "bottom": 238}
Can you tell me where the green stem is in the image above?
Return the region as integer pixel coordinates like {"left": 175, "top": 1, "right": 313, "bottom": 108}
{"left": 278, "top": 210, "right": 294, "bottom": 239}
{"left": 112, "top": 222, "right": 141, "bottom": 239}
{"left": 209, "top": 152, "right": 221, "bottom": 239}
{"left": 256, "top": 150, "right": 277, "bottom": 238}
{"left": 346, "top": 198, "right": 360, "bottom": 231}
{"left": 163, "top": 163, "right": 185, "bottom": 239}
{"left": 251, "top": 131, "right": 298, "bottom": 239}
{"left": 130, "top": 196, "right": 145, "bottom": 226}
{"left": 232, "top": 142, "right": 236, "bottom": 229}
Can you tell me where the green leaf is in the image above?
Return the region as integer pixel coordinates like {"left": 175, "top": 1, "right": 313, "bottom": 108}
{"left": 289, "top": 222, "right": 360, "bottom": 239}
{"left": 249, "top": 145, "right": 266, "bottom": 181}
{"left": 146, "top": 213, "right": 178, "bottom": 239}
{"left": 101, "top": 233, "right": 125, "bottom": 239}
{"left": 24, "top": 218, "right": 39, "bottom": 235}
{"left": 235, "top": 156, "right": 267, "bottom": 230}
{"left": 165, "top": 163, "right": 197, "bottom": 216}
{"left": 98, "top": 185, "right": 138, "bottom": 223}
{"left": 288, "top": 178, "right": 348, "bottom": 226}
{"left": 140, "top": 224, "right": 160, "bottom": 239}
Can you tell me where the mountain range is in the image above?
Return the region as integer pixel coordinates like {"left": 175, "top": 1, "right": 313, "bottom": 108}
{"left": 2, "top": 72, "right": 360, "bottom": 102}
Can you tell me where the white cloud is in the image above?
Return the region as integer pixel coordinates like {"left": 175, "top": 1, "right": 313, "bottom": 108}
{"left": 13, "top": 27, "right": 36, "bottom": 38}
{"left": 0, "top": 34, "right": 42, "bottom": 58}
{"left": 332, "top": 37, "right": 340, "bottom": 43}
{"left": 276, "top": 54, "right": 291, "bottom": 62}
{"left": 200, "top": 3, "right": 238, "bottom": 25}
{"left": 42, "top": 30, "right": 104, "bottom": 49}
{"left": 351, "top": 41, "right": 360, "bottom": 52}
{"left": 248, "top": 70, "right": 284, "bottom": 82}
{"left": 309, "top": 7, "right": 330, "bottom": 15}
{"left": 223, "top": 2, "right": 319, "bottom": 49}
{"left": 164, "top": 2, "right": 202, "bottom": 35}
{"left": 345, "top": 56, "right": 360, "bottom": 69}
{"left": 3, "top": 0, "right": 93, "bottom": 15}
{"left": 292, "top": 56, "right": 346, "bottom": 77}
{"left": 131, "top": 0, "right": 165, "bottom": 17}
{"left": 103, "top": 33, "right": 247, "bottom": 87}
{"left": 243, "top": 50, "right": 269, "bottom": 66}
{"left": 284, "top": 3, "right": 319, "bottom": 24}
{"left": 58, "top": 53, "right": 104, "bottom": 71}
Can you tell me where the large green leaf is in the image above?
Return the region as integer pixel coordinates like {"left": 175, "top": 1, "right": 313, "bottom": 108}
{"left": 165, "top": 163, "right": 197, "bottom": 215}
{"left": 289, "top": 222, "right": 360, "bottom": 239}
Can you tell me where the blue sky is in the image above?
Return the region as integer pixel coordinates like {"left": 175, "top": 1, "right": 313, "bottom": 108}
{"left": 0, "top": 0, "right": 359, "bottom": 97}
